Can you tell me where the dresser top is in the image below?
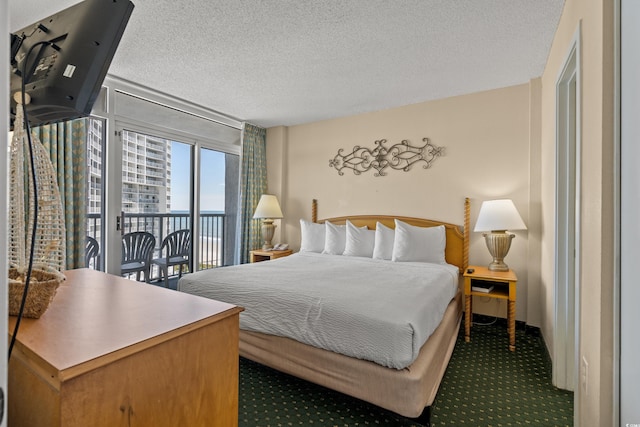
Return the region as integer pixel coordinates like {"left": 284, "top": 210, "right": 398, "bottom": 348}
{"left": 9, "top": 268, "right": 241, "bottom": 380}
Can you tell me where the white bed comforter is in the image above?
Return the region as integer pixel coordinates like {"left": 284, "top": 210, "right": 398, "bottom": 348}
{"left": 178, "top": 252, "right": 459, "bottom": 369}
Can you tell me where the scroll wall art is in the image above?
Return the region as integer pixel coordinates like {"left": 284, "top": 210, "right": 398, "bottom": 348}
{"left": 329, "top": 137, "right": 444, "bottom": 177}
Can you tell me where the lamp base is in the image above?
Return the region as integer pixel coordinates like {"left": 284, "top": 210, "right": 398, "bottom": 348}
{"left": 488, "top": 260, "right": 510, "bottom": 272}
{"left": 483, "top": 231, "right": 515, "bottom": 272}
{"left": 261, "top": 219, "right": 276, "bottom": 250}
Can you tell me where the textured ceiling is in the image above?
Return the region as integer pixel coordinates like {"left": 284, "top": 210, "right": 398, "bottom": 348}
{"left": 9, "top": 0, "right": 565, "bottom": 128}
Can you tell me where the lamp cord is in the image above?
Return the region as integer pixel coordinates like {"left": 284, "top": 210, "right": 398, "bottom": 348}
{"left": 8, "top": 41, "right": 51, "bottom": 360}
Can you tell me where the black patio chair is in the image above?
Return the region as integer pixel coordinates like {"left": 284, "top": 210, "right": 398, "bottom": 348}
{"left": 153, "top": 229, "right": 191, "bottom": 288}
{"left": 121, "top": 231, "right": 156, "bottom": 283}
{"left": 85, "top": 236, "right": 100, "bottom": 269}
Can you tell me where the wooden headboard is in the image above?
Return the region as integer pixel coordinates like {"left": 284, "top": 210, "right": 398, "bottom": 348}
{"left": 312, "top": 198, "right": 470, "bottom": 273}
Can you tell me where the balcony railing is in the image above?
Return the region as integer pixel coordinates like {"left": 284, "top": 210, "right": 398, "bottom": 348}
{"left": 87, "top": 212, "right": 226, "bottom": 281}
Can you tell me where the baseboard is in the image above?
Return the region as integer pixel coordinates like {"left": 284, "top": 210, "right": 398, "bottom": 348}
{"left": 537, "top": 327, "right": 553, "bottom": 370}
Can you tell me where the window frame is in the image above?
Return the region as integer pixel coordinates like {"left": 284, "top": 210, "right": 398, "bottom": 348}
{"left": 94, "top": 76, "right": 242, "bottom": 275}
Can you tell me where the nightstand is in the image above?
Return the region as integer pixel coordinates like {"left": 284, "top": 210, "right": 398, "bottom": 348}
{"left": 463, "top": 265, "right": 518, "bottom": 351}
{"left": 250, "top": 249, "right": 293, "bottom": 263}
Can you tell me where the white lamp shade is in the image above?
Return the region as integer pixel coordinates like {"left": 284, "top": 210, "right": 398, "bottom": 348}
{"left": 253, "top": 194, "right": 283, "bottom": 219}
{"left": 474, "top": 199, "right": 526, "bottom": 232}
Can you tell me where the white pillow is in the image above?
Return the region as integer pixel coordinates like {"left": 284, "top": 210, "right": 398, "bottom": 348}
{"left": 373, "top": 222, "right": 395, "bottom": 260}
{"left": 391, "top": 220, "right": 446, "bottom": 264}
{"left": 322, "top": 221, "right": 347, "bottom": 255}
{"left": 300, "top": 219, "right": 325, "bottom": 253}
{"left": 343, "top": 220, "right": 375, "bottom": 257}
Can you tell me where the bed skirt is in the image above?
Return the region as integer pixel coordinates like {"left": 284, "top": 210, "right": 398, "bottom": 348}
{"left": 239, "top": 290, "right": 463, "bottom": 418}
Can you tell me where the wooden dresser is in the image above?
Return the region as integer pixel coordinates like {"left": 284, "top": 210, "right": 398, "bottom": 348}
{"left": 8, "top": 268, "right": 243, "bottom": 427}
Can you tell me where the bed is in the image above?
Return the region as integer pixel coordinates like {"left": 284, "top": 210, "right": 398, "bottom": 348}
{"left": 178, "top": 198, "right": 470, "bottom": 424}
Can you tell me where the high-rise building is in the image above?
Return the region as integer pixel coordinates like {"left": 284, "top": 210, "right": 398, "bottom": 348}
{"left": 86, "top": 119, "right": 173, "bottom": 241}
{"left": 121, "top": 129, "right": 171, "bottom": 214}
{"left": 86, "top": 118, "right": 103, "bottom": 240}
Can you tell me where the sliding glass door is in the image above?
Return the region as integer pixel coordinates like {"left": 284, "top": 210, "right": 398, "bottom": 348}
{"left": 91, "top": 123, "right": 239, "bottom": 284}
{"left": 87, "top": 81, "right": 242, "bottom": 280}
{"left": 199, "top": 147, "right": 239, "bottom": 269}
{"left": 119, "top": 129, "right": 193, "bottom": 282}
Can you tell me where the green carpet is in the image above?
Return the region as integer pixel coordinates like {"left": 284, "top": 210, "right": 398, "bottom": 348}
{"left": 239, "top": 317, "right": 573, "bottom": 427}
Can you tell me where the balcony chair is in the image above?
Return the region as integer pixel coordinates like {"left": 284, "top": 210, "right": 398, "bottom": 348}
{"left": 85, "top": 236, "right": 100, "bottom": 269}
{"left": 153, "top": 229, "right": 191, "bottom": 288}
{"left": 121, "top": 231, "right": 156, "bottom": 283}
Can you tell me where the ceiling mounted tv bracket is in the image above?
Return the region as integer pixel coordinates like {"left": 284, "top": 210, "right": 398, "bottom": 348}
{"left": 329, "top": 137, "right": 444, "bottom": 177}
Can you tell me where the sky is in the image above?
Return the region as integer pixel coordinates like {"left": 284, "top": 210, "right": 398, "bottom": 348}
{"left": 171, "top": 141, "right": 226, "bottom": 212}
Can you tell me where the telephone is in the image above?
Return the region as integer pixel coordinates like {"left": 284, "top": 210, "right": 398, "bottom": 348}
{"left": 272, "top": 243, "right": 289, "bottom": 251}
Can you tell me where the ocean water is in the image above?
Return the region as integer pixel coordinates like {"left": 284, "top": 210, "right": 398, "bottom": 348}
{"left": 170, "top": 210, "right": 224, "bottom": 239}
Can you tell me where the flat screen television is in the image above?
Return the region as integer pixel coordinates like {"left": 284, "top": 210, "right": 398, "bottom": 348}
{"left": 9, "top": 0, "right": 134, "bottom": 128}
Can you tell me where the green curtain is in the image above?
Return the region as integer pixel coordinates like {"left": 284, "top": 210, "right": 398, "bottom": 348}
{"left": 31, "top": 119, "right": 87, "bottom": 269}
{"left": 238, "top": 123, "right": 267, "bottom": 264}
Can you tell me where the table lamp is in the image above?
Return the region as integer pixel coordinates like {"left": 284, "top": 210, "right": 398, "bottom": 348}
{"left": 253, "top": 194, "right": 284, "bottom": 250}
{"left": 474, "top": 199, "right": 527, "bottom": 271}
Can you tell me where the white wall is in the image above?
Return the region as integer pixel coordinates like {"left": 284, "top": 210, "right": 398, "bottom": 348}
{"left": 1, "top": 0, "right": 10, "bottom": 423}
{"left": 620, "top": 0, "right": 640, "bottom": 423}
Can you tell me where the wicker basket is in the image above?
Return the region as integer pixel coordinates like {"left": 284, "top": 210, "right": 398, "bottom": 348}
{"left": 9, "top": 268, "right": 65, "bottom": 319}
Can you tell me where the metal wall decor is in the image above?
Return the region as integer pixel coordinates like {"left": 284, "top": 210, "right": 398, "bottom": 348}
{"left": 329, "top": 137, "right": 444, "bottom": 177}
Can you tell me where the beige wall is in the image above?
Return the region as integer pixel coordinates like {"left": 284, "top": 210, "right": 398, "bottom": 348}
{"left": 267, "top": 83, "right": 537, "bottom": 324}
{"left": 539, "top": 0, "right": 615, "bottom": 425}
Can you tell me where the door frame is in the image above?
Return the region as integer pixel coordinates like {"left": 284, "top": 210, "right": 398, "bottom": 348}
{"left": 553, "top": 22, "right": 582, "bottom": 414}
{"left": 619, "top": 0, "right": 640, "bottom": 424}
